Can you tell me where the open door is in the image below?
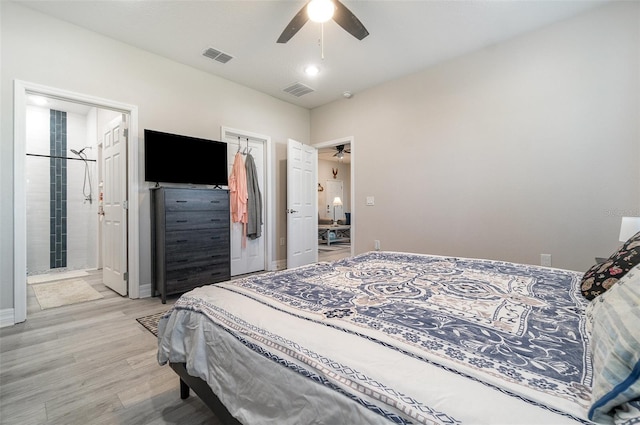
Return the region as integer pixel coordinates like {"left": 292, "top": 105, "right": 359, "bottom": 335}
{"left": 101, "top": 114, "right": 128, "bottom": 295}
{"left": 287, "top": 139, "right": 318, "bottom": 269}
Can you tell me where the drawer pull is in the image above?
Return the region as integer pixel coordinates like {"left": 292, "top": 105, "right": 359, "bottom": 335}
{"left": 211, "top": 236, "right": 221, "bottom": 240}
{"left": 175, "top": 200, "right": 187, "bottom": 203}
{"left": 177, "top": 278, "right": 189, "bottom": 282}
{"left": 176, "top": 259, "right": 189, "bottom": 263}
{"left": 176, "top": 239, "right": 189, "bottom": 243}
{"left": 210, "top": 200, "right": 221, "bottom": 204}
{"left": 210, "top": 219, "right": 221, "bottom": 222}
{"left": 211, "top": 254, "right": 224, "bottom": 258}
{"left": 176, "top": 220, "right": 188, "bottom": 223}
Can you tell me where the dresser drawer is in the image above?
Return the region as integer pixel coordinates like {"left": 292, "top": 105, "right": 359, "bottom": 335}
{"left": 164, "top": 228, "right": 229, "bottom": 252}
{"left": 163, "top": 188, "right": 229, "bottom": 212}
{"left": 166, "top": 265, "right": 231, "bottom": 294}
{"left": 165, "top": 247, "right": 229, "bottom": 271}
{"left": 165, "top": 211, "right": 229, "bottom": 232}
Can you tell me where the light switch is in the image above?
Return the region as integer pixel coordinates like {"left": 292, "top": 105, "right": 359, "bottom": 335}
{"left": 366, "top": 196, "right": 375, "bottom": 206}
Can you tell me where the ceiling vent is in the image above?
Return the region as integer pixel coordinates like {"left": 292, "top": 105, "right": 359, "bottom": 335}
{"left": 202, "top": 47, "right": 233, "bottom": 64}
{"left": 283, "top": 82, "right": 315, "bottom": 97}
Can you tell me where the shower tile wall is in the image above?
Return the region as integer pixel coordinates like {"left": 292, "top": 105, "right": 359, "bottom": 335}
{"left": 26, "top": 105, "right": 98, "bottom": 275}
{"left": 50, "top": 110, "right": 67, "bottom": 268}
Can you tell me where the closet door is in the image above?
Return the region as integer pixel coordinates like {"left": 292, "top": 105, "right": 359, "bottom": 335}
{"left": 226, "top": 135, "right": 266, "bottom": 276}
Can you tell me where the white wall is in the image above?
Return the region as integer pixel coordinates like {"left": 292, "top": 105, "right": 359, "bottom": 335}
{"left": 311, "top": 2, "right": 640, "bottom": 272}
{"left": 1, "top": 2, "right": 310, "bottom": 311}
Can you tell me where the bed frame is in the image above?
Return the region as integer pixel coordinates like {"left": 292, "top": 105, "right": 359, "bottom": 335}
{"left": 169, "top": 362, "right": 242, "bottom": 425}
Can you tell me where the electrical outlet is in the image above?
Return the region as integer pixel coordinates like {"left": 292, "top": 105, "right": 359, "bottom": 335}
{"left": 374, "top": 240, "right": 380, "bottom": 251}
{"left": 540, "top": 254, "right": 552, "bottom": 267}
{"left": 366, "top": 196, "right": 375, "bottom": 206}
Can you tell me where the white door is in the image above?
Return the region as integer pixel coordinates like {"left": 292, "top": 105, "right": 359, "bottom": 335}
{"left": 226, "top": 136, "right": 265, "bottom": 276}
{"left": 102, "top": 114, "right": 128, "bottom": 295}
{"left": 287, "top": 139, "right": 317, "bottom": 269}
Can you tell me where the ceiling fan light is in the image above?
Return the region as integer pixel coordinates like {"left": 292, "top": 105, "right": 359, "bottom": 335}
{"left": 307, "top": 0, "right": 335, "bottom": 23}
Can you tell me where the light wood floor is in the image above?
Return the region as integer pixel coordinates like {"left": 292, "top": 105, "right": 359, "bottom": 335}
{"left": 0, "top": 250, "right": 352, "bottom": 425}
{"left": 0, "top": 271, "right": 219, "bottom": 425}
{"left": 317, "top": 244, "right": 351, "bottom": 263}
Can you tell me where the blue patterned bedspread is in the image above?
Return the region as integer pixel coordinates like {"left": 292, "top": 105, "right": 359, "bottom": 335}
{"left": 167, "top": 251, "right": 592, "bottom": 423}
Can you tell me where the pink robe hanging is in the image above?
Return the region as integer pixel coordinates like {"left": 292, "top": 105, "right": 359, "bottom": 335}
{"left": 229, "top": 152, "right": 248, "bottom": 247}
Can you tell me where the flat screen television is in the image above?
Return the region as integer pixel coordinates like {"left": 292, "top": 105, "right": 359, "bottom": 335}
{"left": 144, "top": 129, "right": 228, "bottom": 186}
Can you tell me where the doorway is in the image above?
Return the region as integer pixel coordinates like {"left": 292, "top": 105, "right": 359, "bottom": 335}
{"left": 222, "top": 126, "right": 272, "bottom": 277}
{"left": 13, "top": 80, "right": 140, "bottom": 325}
{"left": 315, "top": 137, "right": 354, "bottom": 263}
{"left": 24, "top": 99, "right": 119, "bottom": 277}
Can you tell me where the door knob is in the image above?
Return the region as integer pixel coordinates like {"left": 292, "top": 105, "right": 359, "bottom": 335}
{"left": 287, "top": 209, "right": 298, "bottom": 214}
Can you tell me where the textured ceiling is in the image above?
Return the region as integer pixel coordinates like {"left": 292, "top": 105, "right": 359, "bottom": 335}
{"left": 16, "top": 0, "right": 609, "bottom": 109}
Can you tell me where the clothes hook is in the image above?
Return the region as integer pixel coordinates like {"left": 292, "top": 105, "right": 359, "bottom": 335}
{"left": 237, "top": 136, "right": 241, "bottom": 153}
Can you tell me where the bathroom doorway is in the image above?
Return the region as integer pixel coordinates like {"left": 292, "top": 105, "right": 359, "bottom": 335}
{"left": 25, "top": 98, "right": 119, "bottom": 276}
{"left": 13, "top": 81, "right": 140, "bottom": 324}
{"left": 23, "top": 97, "right": 122, "bottom": 305}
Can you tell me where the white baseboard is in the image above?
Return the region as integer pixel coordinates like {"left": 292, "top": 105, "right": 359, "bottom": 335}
{"left": 0, "top": 308, "right": 15, "bottom": 328}
{"left": 138, "top": 283, "right": 152, "bottom": 299}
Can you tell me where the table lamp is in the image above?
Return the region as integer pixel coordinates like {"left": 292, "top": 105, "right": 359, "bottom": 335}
{"left": 333, "top": 197, "right": 342, "bottom": 224}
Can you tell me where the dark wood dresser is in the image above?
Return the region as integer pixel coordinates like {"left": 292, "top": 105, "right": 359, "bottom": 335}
{"left": 151, "top": 187, "right": 230, "bottom": 303}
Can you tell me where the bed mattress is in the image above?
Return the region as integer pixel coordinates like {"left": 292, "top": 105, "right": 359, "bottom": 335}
{"left": 158, "top": 251, "right": 594, "bottom": 424}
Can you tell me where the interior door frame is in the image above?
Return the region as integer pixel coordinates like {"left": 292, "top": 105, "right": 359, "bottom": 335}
{"left": 313, "top": 136, "right": 355, "bottom": 259}
{"left": 13, "top": 80, "right": 140, "bottom": 324}
{"left": 221, "top": 126, "right": 273, "bottom": 274}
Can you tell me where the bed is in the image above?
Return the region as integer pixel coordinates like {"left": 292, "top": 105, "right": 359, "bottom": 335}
{"left": 157, "top": 251, "right": 640, "bottom": 424}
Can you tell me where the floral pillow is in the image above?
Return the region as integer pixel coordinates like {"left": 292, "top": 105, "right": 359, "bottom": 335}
{"left": 581, "top": 231, "right": 640, "bottom": 300}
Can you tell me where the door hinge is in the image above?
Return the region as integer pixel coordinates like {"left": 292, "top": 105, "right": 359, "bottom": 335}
{"left": 123, "top": 128, "right": 129, "bottom": 138}
{"left": 124, "top": 272, "right": 129, "bottom": 282}
{"left": 123, "top": 200, "right": 129, "bottom": 210}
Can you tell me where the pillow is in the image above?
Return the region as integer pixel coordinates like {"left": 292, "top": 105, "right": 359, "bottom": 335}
{"left": 581, "top": 231, "right": 640, "bottom": 300}
{"left": 585, "top": 264, "right": 640, "bottom": 422}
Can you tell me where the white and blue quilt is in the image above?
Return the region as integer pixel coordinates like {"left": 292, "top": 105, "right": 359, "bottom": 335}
{"left": 158, "top": 251, "right": 593, "bottom": 424}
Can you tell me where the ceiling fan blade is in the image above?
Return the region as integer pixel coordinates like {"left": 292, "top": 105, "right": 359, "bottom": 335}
{"left": 277, "top": 2, "right": 310, "bottom": 43}
{"left": 332, "top": 0, "right": 369, "bottom": 41}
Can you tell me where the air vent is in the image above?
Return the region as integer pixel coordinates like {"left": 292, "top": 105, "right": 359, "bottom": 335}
{"left": 202, "top": 47, "right": 233, "bottom": 64}
{"left": 283, "top": 82, "right": 315, "bottom": 97}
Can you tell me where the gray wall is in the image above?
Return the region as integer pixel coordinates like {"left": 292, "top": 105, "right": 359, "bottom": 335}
{"left": 311, "top": 1, "right": 640, "bottom": 272}
{"left": 1, "top": 2, "right": 310, "bottom": 312}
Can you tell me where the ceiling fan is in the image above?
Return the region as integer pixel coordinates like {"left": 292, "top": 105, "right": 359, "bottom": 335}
{"left": 333, "top": 144, "right": 351, "bottom": 159}
{"left": 277, "top": 0, "right": 369, "bottom": 44}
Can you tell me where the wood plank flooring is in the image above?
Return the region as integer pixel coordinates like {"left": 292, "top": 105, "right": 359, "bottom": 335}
{"left": 0, "top": 249, "right": 352, "bottom": 425}
{"left": 317, "top": 244, "right": 351, "bottom": 263}
{"left": 0, "top": 271, "right": 219, "bottom": 425}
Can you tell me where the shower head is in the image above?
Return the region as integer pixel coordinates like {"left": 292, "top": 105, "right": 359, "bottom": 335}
{"left": 70, "top": 147, "right": 90, "bottom": 157}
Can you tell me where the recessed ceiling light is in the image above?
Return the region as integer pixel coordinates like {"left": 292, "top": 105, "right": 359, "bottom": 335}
{"left": 304, "top": 65, "right": 320, "bottom": 76}
{"left": 29, "top": 95, "right": 49, "bottom": 106}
